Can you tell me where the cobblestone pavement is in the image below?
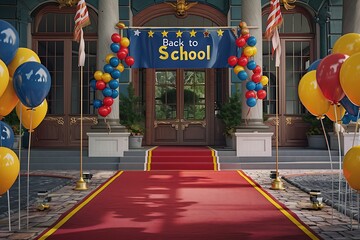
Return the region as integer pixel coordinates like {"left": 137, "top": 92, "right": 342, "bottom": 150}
{"left": 0, "top": 170, "right": 359, "bottom": 240}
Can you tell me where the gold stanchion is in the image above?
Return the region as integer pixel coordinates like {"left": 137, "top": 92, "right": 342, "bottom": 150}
{"left": 271, "top": 66, "right": 284, "bottom": 190}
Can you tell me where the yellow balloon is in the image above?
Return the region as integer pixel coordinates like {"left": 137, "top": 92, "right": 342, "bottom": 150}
{"left": 243, "top": 46, "right": 253, "bottom": 57}
{"left": 0, "top": 147, "right": 20, "bottom": 195}
{"left": 7, "top": 48, "right": 41, "bottom": 77}
{"left": 340, "top": 52, "right": 360, "bottom": 105}
{"left": 102, "top": 73, "right": 112, "bottom": 83}
{"left": 343, "top": 145, "right": 360, "bottom": 191}
{"left": 16, "top": 99, "right": 48, "bottom": 131}
{"left": 0, "top": 78, "right": 19, "bottom": 117}
{"left": 105, "top": 53, "right": 115, "bottom": 64}
{"left": 251, "top": 46, "right": 257, "bottom": 56}
{"left": 298, "top": 70, "right": 330, "bottom": 117}
{"left": 120, "top": 37, "right": 130, "bottom": 48}
{"left": 116, "top": 63, "right": 124, "bottom": 73}
{"left": 0, "top": 59, "right": 9, "bottom": 98}
{"left": 333, "top": 33, "right": 360, "bottom": 56}
{"left": 233, "top": 65, "right": 244, "bottom": 75}
{"left": 325, "top": 104, "right": 345, "bottom": 122}
{"left": 260, "top": 76, "right": 269, "bottom": 86}
{"left": 94, "top": 71, "right": 103, "bottom": 81}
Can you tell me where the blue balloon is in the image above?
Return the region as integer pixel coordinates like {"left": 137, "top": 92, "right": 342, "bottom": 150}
{"left": 103, "top": 64, "right": 113, "bottom": 74}
{"left": 109, "top": 57, "right": 119, "bottom": 67}
{"left": 246, "top": 97, "right": 257, "bottom": 107}
{"left": 237, "top": 70, "right": 248, "bottom": 81}
{"left": 0, "top": 20, "right": 19, "bottom": 65}
{"left": 247, "top": 60, "right": 256, "bottom": 70}
{"left": 0, "top": 121, "right": 14, "bottom": 148}
{"left": 255, "top": 83, "right": 263, "bottom": 91}
{"left": 342, "top": 114, "right": 351, "bottom": 125}
{"left": 247, "top": 36, "right": 257, "bottom": 47}
{"left": 351, "top": 114, "right": 358, "bottom": 122}
{"left": 93, "top": 99, "right": 102, "bottom": 109}
{"left": 102, "top": 87, "right": 112, "bottom": 97}
{"left": 246, "top": 81, "right": 256, "bottom": 91}
{"left": 13, "top": 62, "right": 51, "bottom": 108}
{"left": 340, "top": 96, "right": 359, "bottom": 116}
{"left": 110, "top": 69, "right": 121, "bottom": 79}
{"left": 110, "top": 43, "right": 120, "bottom": 53}
{"left": 307, "top": 59, "right": 322, "bottom": 72}
{"left": 109, "top": 79, "right": 119, "bottom": 89}
{"left": 111, "top": 89, "right": 119, "bottom": 99}
{"left": 89, "top": 79, "right": 96, "bottom": 90}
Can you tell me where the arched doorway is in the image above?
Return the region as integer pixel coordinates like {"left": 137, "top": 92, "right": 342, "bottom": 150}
{"left": 262, "top": 5, "right": 316, "bottom": 147}
{"left": 132, "top": 3, "right": 228, "bottom": 146}
{"left": 31, "top": 3, "right": 98, "bottom": 148}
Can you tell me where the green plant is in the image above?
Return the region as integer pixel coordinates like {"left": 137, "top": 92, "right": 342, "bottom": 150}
{"left": 303, "top": 113, "right": 332, "bottom": 136}
{"left": 217, "top": 92, "right": 242, "bottom": 136}
{"left": 119, "top": 83, "right": 145, "bottom": 135}
{"left": 3, "top": 109, "right": 24, "bottom": 135}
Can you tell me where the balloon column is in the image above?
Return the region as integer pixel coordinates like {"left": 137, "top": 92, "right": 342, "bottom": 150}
{"left": 91, "top": 25, "right": 135, "bottom": 117}
{"left": 0, "top": 19, "right": 51, "bottom": 195}
{"left": 227, "top": 21, "right": 269, "bottom": 108}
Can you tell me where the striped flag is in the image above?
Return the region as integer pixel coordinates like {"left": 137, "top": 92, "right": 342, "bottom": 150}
{"left": 74, "top": 0, "right": 90, "bottom": 66}
{"left": 265, "top": 0, "right": 283, "bottom": 67}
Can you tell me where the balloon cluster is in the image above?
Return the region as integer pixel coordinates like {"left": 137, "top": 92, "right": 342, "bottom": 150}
{"left": 227, "top": 21, "right": 269, "bottom": 108}
{"left": 0, "top": 19, "right": 51, "bottom": 195}
{"left": 91, "top": 27, "right": 135, "bottom": 118}
{"left": 298, "top": 32, "right": 360, "bottom": 191}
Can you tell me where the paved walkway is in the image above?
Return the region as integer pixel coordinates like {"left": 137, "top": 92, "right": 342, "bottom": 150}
{"left": 0, "top": 170, "right": 359, "bottom": 240}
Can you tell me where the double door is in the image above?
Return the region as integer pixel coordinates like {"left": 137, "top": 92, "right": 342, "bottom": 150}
{"left": 145, "top": 69, "right": 215, "bottom": 145}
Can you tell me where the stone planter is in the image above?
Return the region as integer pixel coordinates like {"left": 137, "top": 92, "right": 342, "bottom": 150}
{"left": 129, "top": 135, "right": 143, "bottom": 149}
{"left": 307, "top": 135, "right": 326, "bottom": 149}
{"left": 12, "top": 135, "right": 22, "bottom": 149}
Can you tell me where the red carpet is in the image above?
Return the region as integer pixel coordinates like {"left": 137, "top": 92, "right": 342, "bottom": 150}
{"left": 37, "top": 171, "right": 320, "bottom": 240}
{"left": 146, "top": 146, "right": 218, "bottom": 170}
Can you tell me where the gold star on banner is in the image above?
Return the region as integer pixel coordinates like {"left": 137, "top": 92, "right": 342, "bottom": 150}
{"left": 203, "top": 30, "right": 210, "bottom": 37}
{"left": 189, "top": 29, "right": 197, "bottom": 37}
{"left": 217, "top": 29, "right": 224, "bottom": 36}
{"left": 176, "top": 30, "right": 183, "bottom": 38}
{"left": 148, "top": 30, "right": 154, "bottom": 38}
{"left": 161, "top": 30, "right": 168, "bottom": 37}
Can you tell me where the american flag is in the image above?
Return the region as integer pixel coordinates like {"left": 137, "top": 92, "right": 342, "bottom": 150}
{"left": 74, "top": 0, "right": 90, "bottom": 66}
{"left": 265, "top": 0, "right": 282, "bottom": 67}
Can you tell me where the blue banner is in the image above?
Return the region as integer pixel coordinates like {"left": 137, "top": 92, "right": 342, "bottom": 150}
{"left": 128, "top": 28, "right": 237, "bottom": 68}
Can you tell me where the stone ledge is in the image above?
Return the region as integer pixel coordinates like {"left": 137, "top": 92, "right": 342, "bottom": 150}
{"left": 87, "top": 132, "right": 130, "bottom": 157}
{"left": 234, "top": 131, "right": 273, "bottom": 157}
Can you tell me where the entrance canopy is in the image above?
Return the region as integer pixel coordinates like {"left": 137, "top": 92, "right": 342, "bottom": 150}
{"left": 128, "top": 27, "right": 237, "bottom": 68}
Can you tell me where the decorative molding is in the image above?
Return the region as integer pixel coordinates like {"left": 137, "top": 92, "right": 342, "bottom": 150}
{"left": 45, "top": 117, "right": 64, "bottom": 125}
{"left": 70, "top": 117, "right": 98, "bottom": 125}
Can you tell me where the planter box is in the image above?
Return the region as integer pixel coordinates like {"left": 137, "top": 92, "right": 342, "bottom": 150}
{"left": 307, "top": 135, "right": 326, "bottom": 149}
{"left": 87, "top": 132, "right": 130, "bottom": 157}
{"left": 129, "top": 135, "right": 143, "bottom": 149}
{"left": 234, "top": 131, "right": 273, "bottom": 157}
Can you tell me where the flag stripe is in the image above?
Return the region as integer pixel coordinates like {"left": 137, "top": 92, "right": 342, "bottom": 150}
{"left": 74, "top": 0, "right": 90, "bottom": 42}
{"left": 265, "top": 0, "right": 283, "bottom": 40}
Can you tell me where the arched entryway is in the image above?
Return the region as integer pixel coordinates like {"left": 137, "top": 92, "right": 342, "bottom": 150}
{"left": 132, "top": 3, "right": 229, "bottom": 146}
{"left": 31, "top": 3, "right": 98, "bottom": 147}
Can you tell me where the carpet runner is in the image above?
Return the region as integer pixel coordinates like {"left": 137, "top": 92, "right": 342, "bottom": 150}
{"left": 36, "top": 171, "right": 320, "bottom": 240}
{"left": 146, "top": 146, "right": 219, "bottom": 170}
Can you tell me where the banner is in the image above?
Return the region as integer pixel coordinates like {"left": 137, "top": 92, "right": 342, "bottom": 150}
{"left": 128, "top": 28, "right": 237, "bottom": 68}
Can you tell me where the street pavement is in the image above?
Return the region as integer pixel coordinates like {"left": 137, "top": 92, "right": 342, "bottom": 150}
{"left": 0, "top": 169, "right": 359, "bottom": 240}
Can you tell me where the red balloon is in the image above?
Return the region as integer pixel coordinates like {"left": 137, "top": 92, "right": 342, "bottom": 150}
{"left": 117, "top": 50, "right": 127, "bottom": 60}
{"left": 125, "top": 56, "right": 135, "bottom": 67}
{"left": 237, "top": 56, "right": 248, "bottom": 67}
{"left": 98, "top": 105, "right": 110, "bottom": 117}
{"left": 106, "top": 106, "right": 112, "bottom": 114}
{"left": 245, "top": 90, "right": 256, "bottom": 99}
{"left": 228, "top": 56, "right": 238, "bottom": 67}
{"left": 120, "top": 47, "right": 129, "bottom": 55}
{"left": 316, "top": 53, "right": 348, "bottom": 104}
{"left": 236, "top": 37, "right": 246, "bottom": 48}
{"left": 253, "top": 65, "right": 262, "bottom": 74}
{"left": 103, "top": 96, "right": 114, "bottom": 106}
{"left": 257, "top": 89, "right": 267, "bottom": 99}
{"left": 95, "top": 80, "right": 106, "bottom": 90}
{"left": 242, "top": 33, "right": 250, "bottom": 41}
{"left": 111, "top": 33, "right": 121, "bottom": 43}
{"left": 251, "top": 73, "right": 262, "bottom": 83}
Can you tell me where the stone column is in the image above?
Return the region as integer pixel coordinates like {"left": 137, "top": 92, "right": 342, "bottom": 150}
{"left": 88, "top": 0, "right": 129, "bottom": 157}
{"left": 240, "top": 0, "right": 267, "bottom": 129}
{"left": 234, "top": 0, "right": 273, "bottom": 157}
{"left": 94, "top": 0, "right": 125, "bottom": 131}
{"left": 342, "top": 0, "right": 360, "bottom": 34}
